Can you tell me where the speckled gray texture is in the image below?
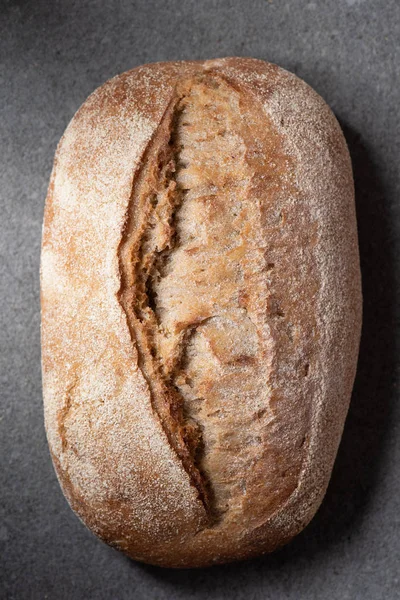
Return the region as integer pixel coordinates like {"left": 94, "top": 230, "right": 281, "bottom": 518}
{"left": 0, "top": 1, "right": 399, "bottom": 598}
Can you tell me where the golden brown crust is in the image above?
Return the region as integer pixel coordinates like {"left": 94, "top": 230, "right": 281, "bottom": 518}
{"left": 41, "top": 57, "right": 362, "bottom": 567}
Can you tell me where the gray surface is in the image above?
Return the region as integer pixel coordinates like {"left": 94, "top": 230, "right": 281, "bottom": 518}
{"left": 1, "top": 0, "right": 399, "bottom": 598}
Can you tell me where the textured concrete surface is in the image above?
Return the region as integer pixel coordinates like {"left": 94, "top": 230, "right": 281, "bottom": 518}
{"left": 1, "top": 1, "right": 399, "bottom": 598}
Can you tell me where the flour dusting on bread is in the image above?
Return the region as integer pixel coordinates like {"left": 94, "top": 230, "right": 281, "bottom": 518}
{"left": 41, "top": 58, "right": 361, "bottom": 567}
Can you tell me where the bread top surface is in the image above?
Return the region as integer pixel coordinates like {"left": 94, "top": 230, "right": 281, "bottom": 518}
{"left": 41, "top": 57, "right": 362, "bottom": 567}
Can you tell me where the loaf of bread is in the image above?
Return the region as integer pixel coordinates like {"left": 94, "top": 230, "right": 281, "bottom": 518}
{"left": 41, "top": 57, "right": 362, "bottom": 568}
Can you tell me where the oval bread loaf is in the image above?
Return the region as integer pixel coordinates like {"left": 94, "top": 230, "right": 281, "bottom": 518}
{"left": 41, "top": 57, "right": 362, "bottom": 568}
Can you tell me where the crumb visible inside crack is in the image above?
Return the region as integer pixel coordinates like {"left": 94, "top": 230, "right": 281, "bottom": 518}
{"left": 118, "top": 73, "right": 277, "bottom": 521}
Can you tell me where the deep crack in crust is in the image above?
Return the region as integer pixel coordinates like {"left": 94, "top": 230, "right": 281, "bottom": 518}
{"left": 41, "top": 58, "right": 362, "bottom": 567}
{"left": 117, "top": 90, "right": 212, "bottom": 514}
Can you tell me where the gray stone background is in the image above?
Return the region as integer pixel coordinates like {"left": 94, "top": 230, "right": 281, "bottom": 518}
{"left": 1, "top": 0, "right": 399, "bottom": 598}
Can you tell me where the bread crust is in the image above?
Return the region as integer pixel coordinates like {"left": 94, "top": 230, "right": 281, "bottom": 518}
{"left": 41, "top": 57, "right": 362, "bottom": 567}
